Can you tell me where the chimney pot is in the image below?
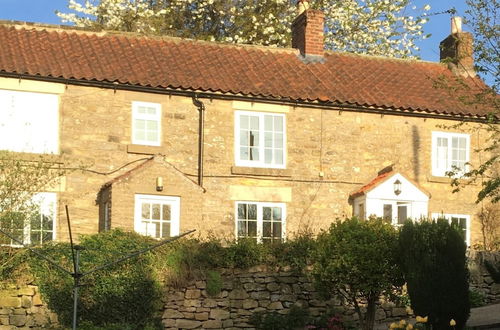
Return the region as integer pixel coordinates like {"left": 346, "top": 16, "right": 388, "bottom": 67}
{"left": 451, "top": 16, "right": 462, "bottom": 34}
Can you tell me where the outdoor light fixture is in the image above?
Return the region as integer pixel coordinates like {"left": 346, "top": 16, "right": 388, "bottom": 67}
{"left": 156, "top": 177, "right": 163, "bottom": 192}
{"left": 394, "top": 179, "right": 402, "bottom": 196}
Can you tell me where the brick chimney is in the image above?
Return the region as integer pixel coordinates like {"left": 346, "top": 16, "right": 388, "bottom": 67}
{"left": 440, "top": 16, "right": 475, "bottom": 77}
{"left": 292, "top": 1, "right": 325, "bottom": 58}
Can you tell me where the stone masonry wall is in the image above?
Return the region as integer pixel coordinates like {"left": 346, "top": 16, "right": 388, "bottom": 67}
{"left": 469, "top": 251, "right": 500, "bottom": 303}
{"left": 161, "top": 266, "right": 411, "bottom": 329}
{"left": 0, "top": 285, "right": 58, "bottom": 330}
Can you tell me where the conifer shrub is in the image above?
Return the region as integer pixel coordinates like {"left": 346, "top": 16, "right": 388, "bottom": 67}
{"left": 399, "top": 219, "right": 470, "bottom": 330}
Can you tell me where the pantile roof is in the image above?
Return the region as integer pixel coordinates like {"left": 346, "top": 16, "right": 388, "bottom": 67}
{"left": 0, "top": 22, "right": 494, "bottom": 118}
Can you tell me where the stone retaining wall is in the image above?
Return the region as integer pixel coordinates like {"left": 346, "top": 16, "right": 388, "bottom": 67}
{"left": 469, "top": 251, "right": 500, "bottom": 303}
{"left": 0, "top": 285, "right": 58, "bottom": 330}
{"left": 161, "top": 266, "right": 410, "bottom": 329}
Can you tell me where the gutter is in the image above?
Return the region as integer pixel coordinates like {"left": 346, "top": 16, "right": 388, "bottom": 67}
{"left": 1, "top": 73, "right": 494, "bottom": 124}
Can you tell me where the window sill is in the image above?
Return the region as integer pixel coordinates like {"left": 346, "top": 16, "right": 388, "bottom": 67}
{"left": 427, "top": 175, "right": 475, "bottom": 185}
{"left": 127, "top": 144, "right": 162, "bottom": 155}
{"left": 231, "top": 166, "right": 291, "bottom": 177}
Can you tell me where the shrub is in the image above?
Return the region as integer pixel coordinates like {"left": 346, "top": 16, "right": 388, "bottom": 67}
{"left": 399, "top": 219, "right": 470, "bottom": 330}
{"left": 469, "top": 288, "right": 486, "bottom": 308}
{"left": 250, "top": 305, "right": 310, "bottom": 330}
{"left": 312, "top": 217, "right": 403, "bottom": 330}
{"left": 29, "top": 229, "right": 162, "bottom": 329}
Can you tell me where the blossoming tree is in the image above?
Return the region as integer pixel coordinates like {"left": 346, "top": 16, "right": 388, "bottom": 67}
{"left": 57, "top": 0, "right": 430, "bottom": 58}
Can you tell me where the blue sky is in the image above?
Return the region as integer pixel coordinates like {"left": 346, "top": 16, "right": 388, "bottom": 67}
{"left": 0, "top": 0, "right": 467, "bottom": 62}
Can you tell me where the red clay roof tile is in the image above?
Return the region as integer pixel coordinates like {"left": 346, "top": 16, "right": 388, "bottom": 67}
{"left": 0, "top": 23, "right": 494, "bottom": 117}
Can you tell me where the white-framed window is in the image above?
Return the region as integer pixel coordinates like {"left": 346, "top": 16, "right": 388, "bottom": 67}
{"left": 235, "top": 201, "right": 286, "bottom": 243}
{"left": 383, "top": 201, "right": 411, "bottom": 226}
{"left": 235, "top": 111, "right": 286, "bottom": 168}
{"left": 134, "top": 194, "right": 180, "bottom": 239}
{"left": 432, "top": 213, "right": 470, "bottom": 246}
{"left": 0, "top": 192, "right": 57, "bottom": 247}
{"left": 132, "top": 101, "right": 161, "bottom": 146}
{"left": 0, "top": 89, "right": 59, "bottom": 154}
{"left": 432, "top": 132, "right": 470, "bottom": 177}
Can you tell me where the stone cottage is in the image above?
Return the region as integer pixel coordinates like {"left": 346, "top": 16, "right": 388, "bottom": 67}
{"left": 0, "top": 7, "right": 495, "bottom": 247}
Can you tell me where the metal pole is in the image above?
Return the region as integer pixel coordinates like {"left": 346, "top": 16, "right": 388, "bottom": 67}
{"left": 72, "top": 246, "right": 82, "bottom": 330}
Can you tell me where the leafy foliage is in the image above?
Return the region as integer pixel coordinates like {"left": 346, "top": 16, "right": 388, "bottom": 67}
{"left": 57, "top": 0, "right": 430, "bottom": 58}
{"left": 399, "top": 219, "right": 470, "bottom": 330}
{"left": 312, "top": 217, "right": 403, "bottom": 330}
{"left": 29, "top": 230, "right": 163, "bottom": 329}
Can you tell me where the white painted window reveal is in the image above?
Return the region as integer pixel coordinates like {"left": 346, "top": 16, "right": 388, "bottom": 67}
{"left": 0, "top": 89, "right": 59, "bottom": 154}
{"left": 235, "top": 111, "right": 286, "bottom": 168}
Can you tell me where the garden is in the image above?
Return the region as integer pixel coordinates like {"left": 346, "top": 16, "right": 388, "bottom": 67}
{"left": 0, "top": 217, "right": 498, "bottom": 330}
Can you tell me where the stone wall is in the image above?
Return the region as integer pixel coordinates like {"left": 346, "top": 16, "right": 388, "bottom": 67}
{"left": 161, "top": 266, "right": 410, "bottom": 329}
{"left": 469, "top": 251, "right": 500, "bottom": 303}
{"left": 0, "top": 285, "right": 58, "bottom": 329}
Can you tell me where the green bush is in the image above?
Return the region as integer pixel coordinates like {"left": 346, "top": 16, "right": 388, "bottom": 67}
{"left": 250, "top": 305, "right": 310, "bottom": 330}
{"left": 469, "top": 289, "right": 486, "bottom": 308}
{"left": 29, "top": 229, "right": 162, "bottom": 329}
{"left": 399, "top": 219, "right": 470, "bottom": 330}
{"left": 312, "top": 217, "right": 403, "bottom": 330}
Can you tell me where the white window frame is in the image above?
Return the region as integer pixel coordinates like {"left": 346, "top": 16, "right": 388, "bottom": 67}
{"left": 432, "top": 213, "right": 471, "bottom": 246}
{"left": 0, "top": 192, "right": 57, "bottom": 247}
{"left": 134, "top": 194, "right": 180, "bottom": 239}
{"left": 132, "top": 101, "right": 162, "bottom": 146}
{"left": 234, "top": 201, "right": 286, "bottom": 243}
{"left": 0, "top": 89, "right": 59, "bottom": 154}
{"left": 431, "top": 131, "right": 470, "bottom": 177}
{"left": 234, "top": 110, "right": 286, "bottom": 169}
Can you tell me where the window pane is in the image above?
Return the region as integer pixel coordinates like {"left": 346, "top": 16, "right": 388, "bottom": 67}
{"left": 240, "top": 115, "right": 249, "bottom": 129}
{"left": 264, "top": 132, "right": 273, "bottom": 147}
{"left": 248, "top": 221, "right": 257, "bottom": 237}
{"left": 152, "top": 204, "right": 161, "bottom": 220}
{"left": 162, "top": 205, "right": 171, "bottom": 220}
{"left": 264, "top": 149, "right": 272, "bottom": 164}
{"left": 240, "top": 131, "right": 249, "bottom": 146}
{"left": 135, "top": 130, "right": 145, "bottom": 141}
{"left": 263, "top": 207, "right": 271, "bottom": 220}
{"left": 161, "top": 222, "right": 171, "bottom": 238}
{"left": 274, "top": 133, "right": 283, "bottom": 148}
{"left": 237, "top": 204, "right": 246, "bottom": 220}
{"left": 383, "top": 204, "right": 392, "bottom": 222}
{"left": 397, "top": 206, "right": 407, "bottom": 225}
{"left": 146, "top": 120, "right": 158, "bottom": 130}
{"left": 274, "top": 117, "right": 283, "bottom": 132}
{"left": 42, "top": 215, "right": 53, "bottom": 230}
{"left": 146, "top": 131, "right": 158, "bottom": 142}
{"left": 240, "top": 147, "right": 249, "bottom": 160}
{"left": 272, "top": 207, "right": 282, "bottom": 221}
{"left": 248, "top": 204, "right": 257, "bottom": 219}
{"left": 31, "top": 232, "right": 41, "bottom": 245}
{"left": 250, "top": 116, "right": 259, "bottom": 130}
{"left": 42, "top": 231, "right": 53, "bottom": 243}
{"left": 250, "top": 131, "right": 259, "bottom": 146}
{"left": 273, "top": 222, "right": 282, "bottom": 238}
{"left": 275, "top": 150, "right": 283, "bottom": 165}
{"left": 238, "top": 220, "right": 247, "bottom": 236}
{"left": 263, "top": 222, "right": 271, "bottom": 237}
{"left": 264, "top": 115, "right": 273, "bottom": 131}
{"left": 142, "top": 203, "right": 150, "bottom": 219}
{"left": 250, "top": 147, "right": 259, "bottom": 161}
{"left": 135, "top": 119, "right": 145, "bottom": 130}
{"left": 30, "top": 213, "right": 41, "bottom": 230}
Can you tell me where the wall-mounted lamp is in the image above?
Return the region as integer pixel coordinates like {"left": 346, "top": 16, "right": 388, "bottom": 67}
{"left": 156, "top": 177, "right": 163, "bottom": 192}
{"left": 394, "top": 179, "right": 402, "bottom": 196}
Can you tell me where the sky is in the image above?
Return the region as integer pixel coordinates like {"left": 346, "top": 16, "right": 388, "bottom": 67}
{"left": 0, "top": 0, "right": 468, "bottom": 63}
